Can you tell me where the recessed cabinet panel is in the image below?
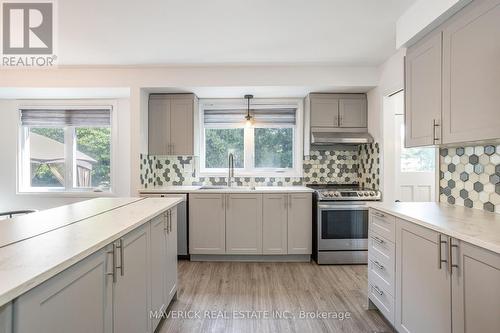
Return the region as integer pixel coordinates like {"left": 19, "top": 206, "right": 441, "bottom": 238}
{"left": 13, "top": 248, "right": 112, "bottom": 333}
{"left": 405, "top": 32, "right": 442, "bottom": 147}
{"left": 148, "top": 97, "right": 171, "bottom": 155}
{"left": 395, "top": 219, "right": 451, "bottom": 333}
{"left": 170, "top": 99, "right": 194, "bottom": 155}
{"left": 452, "top": 241, "right": 500, "bottom": 333}
{"left": 442, "top": 0, "right": 500, "bottom": 144}
{"left": 339, "top": 99, "right": 367, "bottom": 128}
{"left": 166, "top": 208, "right": 178, "bottom": 303}
{"left": 310, "top": 97, "right": 339, "bottom": 127}
{"left": 226, "top": 194, "right": 263, "bottom": 254}
{"left": 189, "top": 194, "right": 226, "bottom": 254}
{"left": 287, "top": 193, "right": 312, "bottom": 254}
{"left": 262, "top": 194, "right": 288, "bottom": 254}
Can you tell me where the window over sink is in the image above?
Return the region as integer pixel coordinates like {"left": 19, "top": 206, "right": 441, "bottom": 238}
{"left": 199, "top": 99, "right": 303, "bottom": 177}
{"left": 18, "top": 106, "right": 114, "bottom": 194}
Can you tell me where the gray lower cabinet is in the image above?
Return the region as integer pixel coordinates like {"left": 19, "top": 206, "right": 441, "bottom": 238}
{"left": 0, "top": 303, "right": 12, "bottom": 333}
{"left": 189, "top": 194, "right": 226, "bottom": 254}
{"left": 226, "top": 194, "right": 263, "bottom": 254}
{"left": 451, "top": 240, "right": 500, "bottom": 333}
{"left": 12, "top": 247, "right": 113, "bottom": 333}
{"left": 113, "top": 224, "right": 150, "bottom": 333}
{"left": 287, "top": 193, "right": 312, "bottom": 255}
{"left": 165, "top": 208, "right": 178, "bottom": 304}
{"left": 262, "top": 194, "right": 288, "bottom": 254}
{"left": 395, "top": 219, "right": 452, "bottom": 333}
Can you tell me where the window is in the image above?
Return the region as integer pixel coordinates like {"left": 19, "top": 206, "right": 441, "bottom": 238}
{"left": 400, "top": 124, "right": 435, "bottom": 172}
{"left": 199, "top": 100, "right": 303, "bottom": 176}
{"left": 19, "top": 107, "right": 113, "bottom": 193}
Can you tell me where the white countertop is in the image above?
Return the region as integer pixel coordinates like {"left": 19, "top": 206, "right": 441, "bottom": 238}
{"left": 0, "top": 197, "right": 143, "bottom": 248}
{"left": 369, "top": 202, "right": 500, "bottom": 255}
{"left": 0, "top": 197, "right": 182, "bottom": 307}
{"left": 139, "top": 185, "right": 314, "bottom": 194}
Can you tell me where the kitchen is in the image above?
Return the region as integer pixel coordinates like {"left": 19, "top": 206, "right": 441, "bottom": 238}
{"left": 0, "top": 0, "right": 499, "bottom": 333}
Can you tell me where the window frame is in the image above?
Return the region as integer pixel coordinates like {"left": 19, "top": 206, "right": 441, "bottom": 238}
{"left": 17, "top": 101, "right": 117, "bottom": 195}
{"left": 198, "top": 98, "right": 303, "bottom": 177}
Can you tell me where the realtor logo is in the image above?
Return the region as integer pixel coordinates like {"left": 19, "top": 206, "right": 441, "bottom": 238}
{"left": 1, "top": 0, "right": 57, "bottom": 66}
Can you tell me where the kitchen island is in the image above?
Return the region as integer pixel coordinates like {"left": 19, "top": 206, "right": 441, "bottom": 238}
{"left": 0, "top": 197, "right": 182, "bottom": 333}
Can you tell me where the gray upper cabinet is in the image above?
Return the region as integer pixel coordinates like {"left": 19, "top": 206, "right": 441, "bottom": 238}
{"left": 451, "top": 240, "right": 500, "bottom": 333}
{"left": 148, "top": 94, "right": 196, "bottom": 155}
{"left": 339, "top": 97, "right": 367, "bottom": 128}
{"left": 442, "top": 0, "right": 500, "bottom": 144}
{"left": 405, "top": 31, "right": 443, "bottom": 147}
{"left": 12, "top": 247, "right": 113, "bottom": 333}
{"left": 405, "top": 0, "right": 500, "bottom": 147}
{"left": 310, "top": 95, "right": 339, "bottom": 127}
{"left": 308, "top": 94, "right": 367, "bottom": 129}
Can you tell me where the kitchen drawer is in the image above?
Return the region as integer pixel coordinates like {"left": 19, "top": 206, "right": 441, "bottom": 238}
{"left": 369, "top": 210, "right": 395, "bottom": 242}
{"left": 368, "top": 232, "right": 395, "bottom": 268}
{"left": 368, "top": 281, "right": 394, "bottom": 325}
{"left": 368, "top": 256, "right": 394, "bottom": 295}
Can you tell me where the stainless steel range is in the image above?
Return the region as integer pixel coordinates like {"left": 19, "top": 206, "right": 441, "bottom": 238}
{"left": 308, "top": 184, "right": 381, "bottom": 265}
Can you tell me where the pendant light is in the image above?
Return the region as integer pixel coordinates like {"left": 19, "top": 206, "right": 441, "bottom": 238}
{"left": 244, "top": 94, "right": 254, "bottom": 127}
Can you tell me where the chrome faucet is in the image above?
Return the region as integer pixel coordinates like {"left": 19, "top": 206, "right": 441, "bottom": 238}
{"left": 228, "top": 153, "right": 235, "bottom": 187}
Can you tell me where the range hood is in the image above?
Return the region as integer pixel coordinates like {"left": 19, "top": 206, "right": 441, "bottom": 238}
{"left": 311, "top": 131, "right": 374, "bottom": 145}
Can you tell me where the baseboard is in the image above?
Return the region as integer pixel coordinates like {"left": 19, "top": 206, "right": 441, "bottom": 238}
{"left": 189, "top": 254, "right": 311, "bottom": 262}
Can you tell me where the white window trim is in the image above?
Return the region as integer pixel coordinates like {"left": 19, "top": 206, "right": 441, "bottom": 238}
{"left": 17, "top": 100, "right": 118, "bottom": 196}
{"left": 197, "top": 98, "right": 304, "bottom": 177}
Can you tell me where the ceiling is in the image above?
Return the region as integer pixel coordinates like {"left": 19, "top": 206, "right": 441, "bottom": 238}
{"left": 58, "top": 0, "right": 416, "bottom": 66}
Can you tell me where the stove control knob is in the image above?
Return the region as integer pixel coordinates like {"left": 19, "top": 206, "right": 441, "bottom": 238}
{"left": 364, "top": 192, "right": 369, "bottom": 196}
{"left": 370, "top": 191, "right": 376, "bottom": 196}
{"left": 334, "top": 192, "right": 339, "bottom": 197}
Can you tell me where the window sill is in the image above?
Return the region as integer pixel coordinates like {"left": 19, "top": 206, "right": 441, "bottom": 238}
{"left": 16, "top": 190, "right": 115, "bottom": 198}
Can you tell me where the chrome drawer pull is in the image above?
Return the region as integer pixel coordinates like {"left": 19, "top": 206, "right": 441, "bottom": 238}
{"left": 372, "top": 236, "right": 385, "bottom": 244}
{"left": 373, "top": 285, "right": 384, "bottom": 296}
{"left": 373, "top": 261, "right": 384, "bottom": 270}
{"left": 373, "top": 211, "right": 385, "bottom": 218}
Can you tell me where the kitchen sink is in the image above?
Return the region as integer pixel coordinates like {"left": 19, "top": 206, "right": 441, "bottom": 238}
{"left": 199, "top": 185, "right": 254, "bottom": 190}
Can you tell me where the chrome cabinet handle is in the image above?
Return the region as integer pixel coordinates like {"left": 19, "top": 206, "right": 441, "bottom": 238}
{"left": 116, "top": 239, "right": 124, "bottom": 276}
{"left": 448, "top": 238, "right": 459, "bottom": 273}
{"left": 373, "top": 285, "right": 384, "bottom": 296}
{"left": 438, "top": 234, "right": 448, "bottom": 269}
{"left": 373, "top": 211, "right": 385, "bottom": 218}
{"left": 169, "top": 210, "right": 173, "bottom": 233}
{"left": 373, "top": 260, "right": 384, "bottom": 270}
{"left": 106, "top": 244, "right": 117, "bottom": 283}
{"left": 372, "top": 236, "right": 385, "bottom": 244}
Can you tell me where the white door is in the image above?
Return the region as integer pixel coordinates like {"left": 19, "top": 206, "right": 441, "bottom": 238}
{"left": 393, "top": 92, "right": 436, "bottom": 202}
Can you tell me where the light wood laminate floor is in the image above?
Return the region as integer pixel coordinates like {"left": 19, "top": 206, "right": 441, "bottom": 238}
{"left": 158, "top": 260, "right": 393, "bottom": 333}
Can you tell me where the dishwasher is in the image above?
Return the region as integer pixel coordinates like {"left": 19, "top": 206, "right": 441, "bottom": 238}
{"left": 140, "top": 193, "right": 188, "bottom": 258}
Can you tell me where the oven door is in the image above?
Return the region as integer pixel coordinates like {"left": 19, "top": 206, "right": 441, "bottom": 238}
{"left": 318, "top": 202, "right": 368, "bottom": 251}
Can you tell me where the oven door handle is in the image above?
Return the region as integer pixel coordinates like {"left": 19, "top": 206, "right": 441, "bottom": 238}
{"left": 318, "top": 204, "right": 368, "bottom": 210}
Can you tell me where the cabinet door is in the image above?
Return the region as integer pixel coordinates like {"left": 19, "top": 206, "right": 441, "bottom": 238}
{"left": 150, "top": 214, "right": 167, "bottom": 331}
{"left": 189, "top": 194, "right": 226, "bottom": 254}
{"left": 148, "top": 96, "right": 171, "bottom": 155}
{"left": 226, "top": 194, "right": 263, "bottom": 254}
{"left": 13, "top": 248, "right": 113, "bottom": 333}
{"left": 262, "top": 194, "right": 288, "bottom": 254}
{"left": 339, "top": 98, "right": 367, "bottom": 128}
{"left": 405, "top": 31, "right": 442, "bottom": 147}
{"left": 310, "top": 96, "right": 339, "bottom": 127}
{"left": 452, "top": 240, "right": 500, "bottom": 333}
{"left": 442, "top": 0, "right": 500, "bottom": 144}
{"left": 165, "top": 207, "right": 178, "bottom": 304}
{"left": 170, "top": 97, "right": 194, "bottom": 155}
{"left": 395, "top": 219, "right": 451, "bottom": 333}
{"left": 113, "top": 224, "right": 150, "bottom": 333}
{"left": 287, "top": 193, "right": 312, "bottom": 255}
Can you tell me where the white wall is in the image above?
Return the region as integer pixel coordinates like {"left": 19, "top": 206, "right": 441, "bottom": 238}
{"left": 0, "top": 98, "right": 131, "bottom": 211}
{"left": 367, "top": 49, "right": 406, "bottom": 203}
{"left": 396, "top": 0, "right": 471, "bottom": 48}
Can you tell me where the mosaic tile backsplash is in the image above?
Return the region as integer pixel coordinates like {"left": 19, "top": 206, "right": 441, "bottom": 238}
{"left": 439, "top": 145, "right": 500, "bottom": 213}
{"left": 140, "top": 143, "right": 381, "bottom": 189}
